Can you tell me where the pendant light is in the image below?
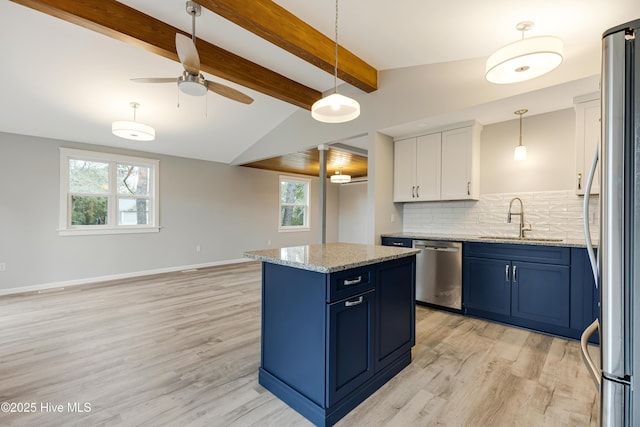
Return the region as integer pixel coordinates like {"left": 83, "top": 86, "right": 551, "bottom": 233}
{"left": 112, "top": 102, "right": 155, "bottom": 141}
{"left": 330, "top": 169, "right": 351, "bottom": 183}
{"left": 311, "top": 0, "right": 361, "bottom": 123}
{"left": 514, "top": 109, "right": 528, "bottom": 161}
{"left": 486, "top": 21, "right": 563, "bottom": 84}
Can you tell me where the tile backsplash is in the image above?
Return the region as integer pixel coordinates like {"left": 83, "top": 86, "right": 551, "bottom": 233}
{"left": 402, "top": 190, "right": 600, "bottom": 242}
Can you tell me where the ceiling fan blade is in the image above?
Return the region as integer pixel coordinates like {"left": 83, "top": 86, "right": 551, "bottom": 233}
{"left": 206, "top": 81, "right": 254, "bottom": 104}
{"left": 131, "top": 78, "right": 178, "bottom": 83}
{"left": 175, "top": 33, "right": 200, "bottom": 75}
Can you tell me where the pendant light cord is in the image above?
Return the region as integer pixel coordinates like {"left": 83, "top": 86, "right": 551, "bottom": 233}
{"left": 333, "top": 0, "right": 339, "bottom": 94}
{"left": 514, "top": 108, "right": 527, "bottom": 146}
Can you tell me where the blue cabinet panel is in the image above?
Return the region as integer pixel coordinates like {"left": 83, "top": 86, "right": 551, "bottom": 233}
{"left": 327, "top": 290, "right": 375, "bottom": 406}
{"left": 463, "top": 257, "right": 511, "bottom": 316}
{"left": 465, "top": 242, "right": 570, "bottom": 265}
{"left": 375, "top": 257, "right": 415, "bottom": 371}
{"left": 262, "top": 263, "right": 326, "bottom": 406}
{"left": 511, "top": 261, "right": 570, "bottom": 327}
{"left": 380, "top": 236, "right": 413, "bottom": 248}
{"left": 328, "top": 266, "right": 374, "bottom": 303}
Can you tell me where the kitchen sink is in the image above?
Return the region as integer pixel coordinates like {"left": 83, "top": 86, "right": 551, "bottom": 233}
{"left": 479, "top": 236, "right": 564, "bottom": 243}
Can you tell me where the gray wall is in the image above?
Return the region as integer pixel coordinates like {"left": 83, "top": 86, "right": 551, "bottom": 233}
{"left": 0, "top": 132, "right": 338, "bottom": 292}
{"left": 338, "top": 181, "right": 368, "bottom": 244}
{"left": 480, "top": 108, "right": 575, "bottom": 194}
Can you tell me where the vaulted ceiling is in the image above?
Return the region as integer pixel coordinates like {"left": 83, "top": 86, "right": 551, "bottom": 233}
{"left": 1, "top": 0, "right": 639, "bottom": 166}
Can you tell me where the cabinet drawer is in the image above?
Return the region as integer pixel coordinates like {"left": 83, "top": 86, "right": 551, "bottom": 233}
{"left": 464, "top": 242, "right": 570, "bottom": 265}
{"left": 328, "top": 266, "right": 374, "bottom": 302}
{"left": 381, "top": 237, "right": 412, "bottom": 248}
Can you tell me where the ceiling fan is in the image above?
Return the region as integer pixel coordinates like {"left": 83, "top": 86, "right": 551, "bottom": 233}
{"left": 132, "top": 1, "right": 253, "bottom": 105}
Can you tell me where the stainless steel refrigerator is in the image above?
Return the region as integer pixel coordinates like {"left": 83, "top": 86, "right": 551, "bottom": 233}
{"left": 581, "top": 18, "right": 640, "bottom": 426}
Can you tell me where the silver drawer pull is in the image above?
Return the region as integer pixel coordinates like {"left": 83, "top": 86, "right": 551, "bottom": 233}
{"left": 391, "top": 242, "right": 405, "bottom": 246}
{"left": 344, "top": 276, "right": 363, "bottom": 286}
{"left": 513, "top": 265, "right": 518, "bottom": 283}
{"left": 505, "top": 264, "right": 510, "bottom": 282}
{"left": 345, "top": 296, "right": 363, "bottom": 307}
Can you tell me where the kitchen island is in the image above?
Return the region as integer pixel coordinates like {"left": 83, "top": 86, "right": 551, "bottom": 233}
{"left": 245, "top": 242, "right": 419, "bottom": 427}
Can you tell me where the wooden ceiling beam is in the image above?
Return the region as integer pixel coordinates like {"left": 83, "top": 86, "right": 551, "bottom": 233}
{"left": 10, "top": 0, "right": 322, "bottom": 109}
{"left": 198, "top": 0, "right": 378, "bottom": 93}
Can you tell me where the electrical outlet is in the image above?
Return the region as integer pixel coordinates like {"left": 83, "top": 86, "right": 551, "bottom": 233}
{"left": 267, "top": 240, "right": 272, "bottom": 246}
{"left": 196, "top": 245, "right": 201, "bottom": 253}
{"left": 0, "top": 263, "right": 5, "bottom": 272}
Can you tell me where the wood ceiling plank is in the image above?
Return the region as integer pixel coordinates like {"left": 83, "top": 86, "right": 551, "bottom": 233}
{"left": 10, "top": 0, "right": 321, "bottom": 109}
{"left": 241, "top": 148, "right": 368, "bottom": 179}
{"left": 199, "top": 0, "right": 378, "bottom": 93}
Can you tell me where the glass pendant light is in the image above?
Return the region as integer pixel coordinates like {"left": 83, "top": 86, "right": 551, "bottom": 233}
{"left": 514, "top": 109, "right": 528, "bottom": 161}
{"left": 311, "top": 0, "right": 361, "bottom": 123}
{"left": 330, "top": 169, "right": 351, "bottom": 183}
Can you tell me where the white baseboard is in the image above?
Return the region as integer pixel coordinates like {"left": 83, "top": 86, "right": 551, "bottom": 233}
{"left": 0, "top": 258, "right": 254, "bottom": 297}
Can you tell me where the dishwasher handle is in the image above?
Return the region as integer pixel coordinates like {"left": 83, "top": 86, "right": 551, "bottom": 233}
{"left": 414, "top": 244, "right": 459, "bottom": 253}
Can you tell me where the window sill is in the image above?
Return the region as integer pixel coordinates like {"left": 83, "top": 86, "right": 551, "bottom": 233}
{"left": 278, "top": 227, "right": 311, "bottom": 233}
{"left": 58, "top": 226, "right": 161, "bottom": 236}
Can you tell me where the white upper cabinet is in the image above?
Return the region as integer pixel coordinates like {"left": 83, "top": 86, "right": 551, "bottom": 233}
{"left": 574, "top": 94, "right": 600, "bottom": 195}
{"left": 394, "top": 122, "right": 481, "bottom": 202}
{"left": 393, "top": 133, "right": 441, "bottom": 202}
{"left": 441, "top": 126, "right": 480, "bottom": 200}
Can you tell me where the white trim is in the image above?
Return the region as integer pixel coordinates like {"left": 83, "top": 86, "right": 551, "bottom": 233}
{"left": 278, "top": 175, "right": 311, "bottom": 232}
{"left": 0, "top": 258, "right": 254, "bottom": 297}
{"left": 59, "top": 147, "right": 160, "bottom": 235}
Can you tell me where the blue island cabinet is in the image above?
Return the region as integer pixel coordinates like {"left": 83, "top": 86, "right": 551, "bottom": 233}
{"left": 258, "top": 256, "right": 416, "bottom": 427}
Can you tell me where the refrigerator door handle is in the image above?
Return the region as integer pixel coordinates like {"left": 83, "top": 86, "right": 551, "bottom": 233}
{"left": 580, "top": 318, "right": 602, "bottom": 388}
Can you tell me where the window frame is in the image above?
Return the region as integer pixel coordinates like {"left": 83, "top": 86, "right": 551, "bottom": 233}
{"left": 59, "top": 147, "right": 160, "bottom": 236}
{"left": 278, "top": 175, "right": 311, "bottom": 232}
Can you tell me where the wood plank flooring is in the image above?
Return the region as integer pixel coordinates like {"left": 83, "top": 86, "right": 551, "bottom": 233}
{"left": 0, "top": 262, "right": 599, "bottom": 426}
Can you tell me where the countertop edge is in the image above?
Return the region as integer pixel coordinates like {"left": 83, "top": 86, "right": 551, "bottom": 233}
{"left": 244, "top": 246, "right": 420, "bottom": 273}
{"left": 381, "top": 233, "right": 595, "bottom": 248}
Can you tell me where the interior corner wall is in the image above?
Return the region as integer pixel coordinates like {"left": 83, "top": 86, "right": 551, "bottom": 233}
{"left": 480, "top": 108, "right": 575, "bottom": 194}
{"left": 0, "top": 132, "right": 334, "bottom": 292}
{"left": 368, "top": 132, "right": 403, "bottom": 244}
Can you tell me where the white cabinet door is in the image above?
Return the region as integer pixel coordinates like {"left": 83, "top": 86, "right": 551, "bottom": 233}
{"left": 415, "top": 133, "right": 441, "bottom": 200}
{"left": 575, "top": 98, "right": 600, "bottom": 195}
{"left": 393, "top": 138, "right": 417, "bottom": 202}
{"left": 441, "top": 127, "right": 473, "bottom": 200}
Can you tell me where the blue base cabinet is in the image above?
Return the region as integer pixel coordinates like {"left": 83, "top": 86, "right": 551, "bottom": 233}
{"left": 463, "top": 242, "right": 598, "bottom": 341}
{"left": 259, "top": 256, "right": 416, "bottom": 427}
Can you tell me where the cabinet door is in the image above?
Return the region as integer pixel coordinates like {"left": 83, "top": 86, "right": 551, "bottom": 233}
{"left": 511, "top": 261, "right": 570, "bottom": 327}
{"left": 441, "top": 127, "right": 473, "bottom": 200}
{"left": 415, "top": 133, "right": 441, "bottom": 200}
{"left": 394, "top": 138, "right": 416, "bottom": 202}
{"left": 575, "top": 98, "right": 600, "bottom": 195}
{"left": 327, "top": 290, "right": 375, "bottom": 406}
{"left": 463, "top": 257, "right": 511, "bottom": 316}
{"left": 375, "top": 257, "right": 415, "bottom": 372}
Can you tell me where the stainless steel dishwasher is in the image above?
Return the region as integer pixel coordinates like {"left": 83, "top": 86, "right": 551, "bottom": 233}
{"left": 412, "top": 240, "right": 462, "bottom": 311}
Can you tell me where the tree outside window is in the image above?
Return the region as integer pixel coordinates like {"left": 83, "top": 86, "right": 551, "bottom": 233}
{"left": 279, "top": 176, "right": 310, "bottom": 231}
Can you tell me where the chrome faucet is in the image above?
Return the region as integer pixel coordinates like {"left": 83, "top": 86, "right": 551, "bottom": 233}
{"left": 507, "top": 197, "right": 532, "bottom": 239}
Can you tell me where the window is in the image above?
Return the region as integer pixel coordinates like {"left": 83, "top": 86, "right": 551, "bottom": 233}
{"left": 279, "top": 175, "right": 310, "bottom": 231}
{"left": 59, "top": 148, "right": 160, "bottom": 235}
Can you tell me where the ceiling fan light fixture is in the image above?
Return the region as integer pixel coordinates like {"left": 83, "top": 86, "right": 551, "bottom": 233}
{"left": 312, "top": 0, "right": 361, "bottom": 124}
{"left": 330, "top": 170, "right": 351, "bottom": 183}
{"left": 486, "top": 22, "right": 563, "bottom": 84}
{"left": 178, "top": 73, "right": 208, "bottom": 96}
{"left": 112, "top": 102, "right": 155, "bottom": 142}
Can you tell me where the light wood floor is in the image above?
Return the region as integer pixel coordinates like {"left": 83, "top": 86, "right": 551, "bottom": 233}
{"left": 0, "top": 262, "right": 599, "bottom": 426}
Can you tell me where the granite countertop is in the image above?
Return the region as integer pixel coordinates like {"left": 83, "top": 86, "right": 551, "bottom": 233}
{"left": 381, "top": 232, "right": 597, "bottom": 248}
{"left": 244, "top": 242, "right": 420, "bottom": 273}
